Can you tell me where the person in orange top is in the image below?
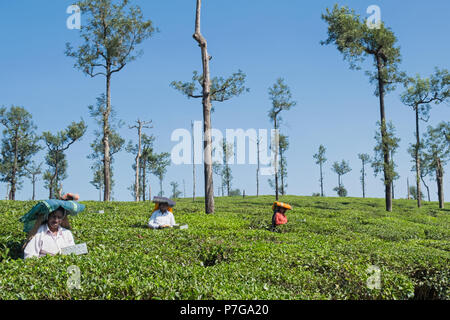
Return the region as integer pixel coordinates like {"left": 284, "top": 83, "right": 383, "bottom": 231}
{"left": 271, "top": 201, "right": 292, "bottom": 230}
{"left": 274, "top": 208, "right": 288, "bottom": 225}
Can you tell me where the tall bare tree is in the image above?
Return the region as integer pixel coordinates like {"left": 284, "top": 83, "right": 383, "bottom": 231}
{"left": 171, "top": 0, "right": 248, "bottom": 213}
{"left": 192, "top": 0, "right": 212, "bottom": 212}
{"left": 66, "top": 0, "right": 156, "bottom": 201}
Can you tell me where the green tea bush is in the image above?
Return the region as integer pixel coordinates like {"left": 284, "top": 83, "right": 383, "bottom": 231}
{"left": 0, "top": 196, "right": 448, "bottom": 299}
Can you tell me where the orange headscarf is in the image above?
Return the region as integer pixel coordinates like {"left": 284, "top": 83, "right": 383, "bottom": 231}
{"left": 272, "top": 201, "right": 292, "bottom": 211}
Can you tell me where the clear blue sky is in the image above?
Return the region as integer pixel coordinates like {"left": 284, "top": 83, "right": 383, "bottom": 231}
{"left": 0, "top": 0, "right": 449, "bottom": 201}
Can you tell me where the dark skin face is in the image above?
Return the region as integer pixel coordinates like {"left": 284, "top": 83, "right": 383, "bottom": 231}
{"left": 47, "top": 209, "right": 65, "bottom": 233}
{"left": 278, "top": 207, "right": 287, "bottom": 215}
{"left": 159, "top": 203, "right": 169, "bottom": 213}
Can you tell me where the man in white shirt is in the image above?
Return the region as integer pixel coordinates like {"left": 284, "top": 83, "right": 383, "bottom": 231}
{"left": 24, "top": 208, "right": 75, "bottom": 259}
{"left": 148, "top": 202, "right": 176, "bottom": 229}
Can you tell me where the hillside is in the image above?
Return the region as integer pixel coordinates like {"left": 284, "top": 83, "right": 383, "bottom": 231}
{"left": 0, "top": 196, "right": 449, "bottom": 300}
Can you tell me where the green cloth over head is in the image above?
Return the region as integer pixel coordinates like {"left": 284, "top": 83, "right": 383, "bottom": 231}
{"left": 19, "top": 200, "right": 85, "bottom": 233}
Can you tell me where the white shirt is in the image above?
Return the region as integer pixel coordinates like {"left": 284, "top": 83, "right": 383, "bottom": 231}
{"left": 148, "top": 209, "right": 176, "bottom": 229}
{"left": 24, "top": 224, "right": 75, "bottom": 259}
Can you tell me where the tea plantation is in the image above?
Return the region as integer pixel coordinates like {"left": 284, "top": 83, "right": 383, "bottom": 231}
{"left": 0, "top": 196, "right": 449, "bottom": 300}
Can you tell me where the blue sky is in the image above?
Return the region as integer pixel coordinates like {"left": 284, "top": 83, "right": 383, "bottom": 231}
{"left": 0, "top": 0, "right": 449, "bottom": 201}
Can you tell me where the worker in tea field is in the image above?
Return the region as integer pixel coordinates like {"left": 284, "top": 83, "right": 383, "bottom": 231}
{"left": 23, "top": 207, "right": 75, "bottom": 259}
{"left": 148, "top": 197, "right": 177, "bottom": 229}
{"left": 271, "top": 201, "right": 292, "bottom": 231}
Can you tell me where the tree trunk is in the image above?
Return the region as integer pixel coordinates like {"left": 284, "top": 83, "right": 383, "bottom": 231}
{"left": 362, "top": 160, "right": 366, "bottom": 198}
{"left": 103, "top": 72, "right": 112, "bottom": 202}
{"left": 320, "top": 162, "right": 324, "bottom": 197}
{"left": 256, "top": 137, "right": 260, "bottom": 197}
{"left": 49, "top": 183, "right": 53, "bottom": 199}
{"left": 392, "top": 181, "right": 395, "bottom": 199}
{"left": 32, "top": 177, "right": 36, "bottom": 201}
{"left": 279, "top": 143, "right": 284, "bottom": 196}
{"left": 10, "top": 132, "right": 19, "bottom": 200}
{"left": 142, "top": 158, "right": 147, "bottom": 202}
{"left": 436, "top": 158, "right": 444, "bottom": 209}
{"left": 134, "top": 122, "right": 142, "bottom": 202}
{"left": 274, "top": 117, "right": 279, "bottom": 201}
{"left": 49, "top": 155, "right": 59, "bottom": 199}
{"left": 227, "top": 168, "right": 231, "bottom": 196}
{"left": 55, "top": 155, "right": 59, "bottom": 199}
{"left": 415, "top": 106, "right": 422, "bottom": 208}
{"left": 376, "top": 55, "right": 392, "bottom": 212}
{"left": 159, "top": 177, "right": 163, "bottom": 197}
{"left": 139, "top": 165, "right": 143, "bottom": 201}
{"left": 193, "top": 0, "right": 214, "bottom": 213}
{"left": 407, "top": 177, "right": 410, "bottom": 200}
{"left": 149, "top": 183, "right": 152, "bottom": 202}
{"left": 421, "top": 176, "right": 430, "bottom": 202}
{"left": 31, "top": 177, "right": 35, "bottom": 201}
{"left": 191, "top": 121, "right": 196, "bottom": 201}
{"left": 49, "top": 177, "right": 53, "bottom": 199}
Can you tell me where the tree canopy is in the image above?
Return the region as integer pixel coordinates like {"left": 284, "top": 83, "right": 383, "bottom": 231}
{"left": 0, "top": 106, "right": 41, "bottom": 200}
{"left": 171, "top": 70, "right": 249, "bottom": 112}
